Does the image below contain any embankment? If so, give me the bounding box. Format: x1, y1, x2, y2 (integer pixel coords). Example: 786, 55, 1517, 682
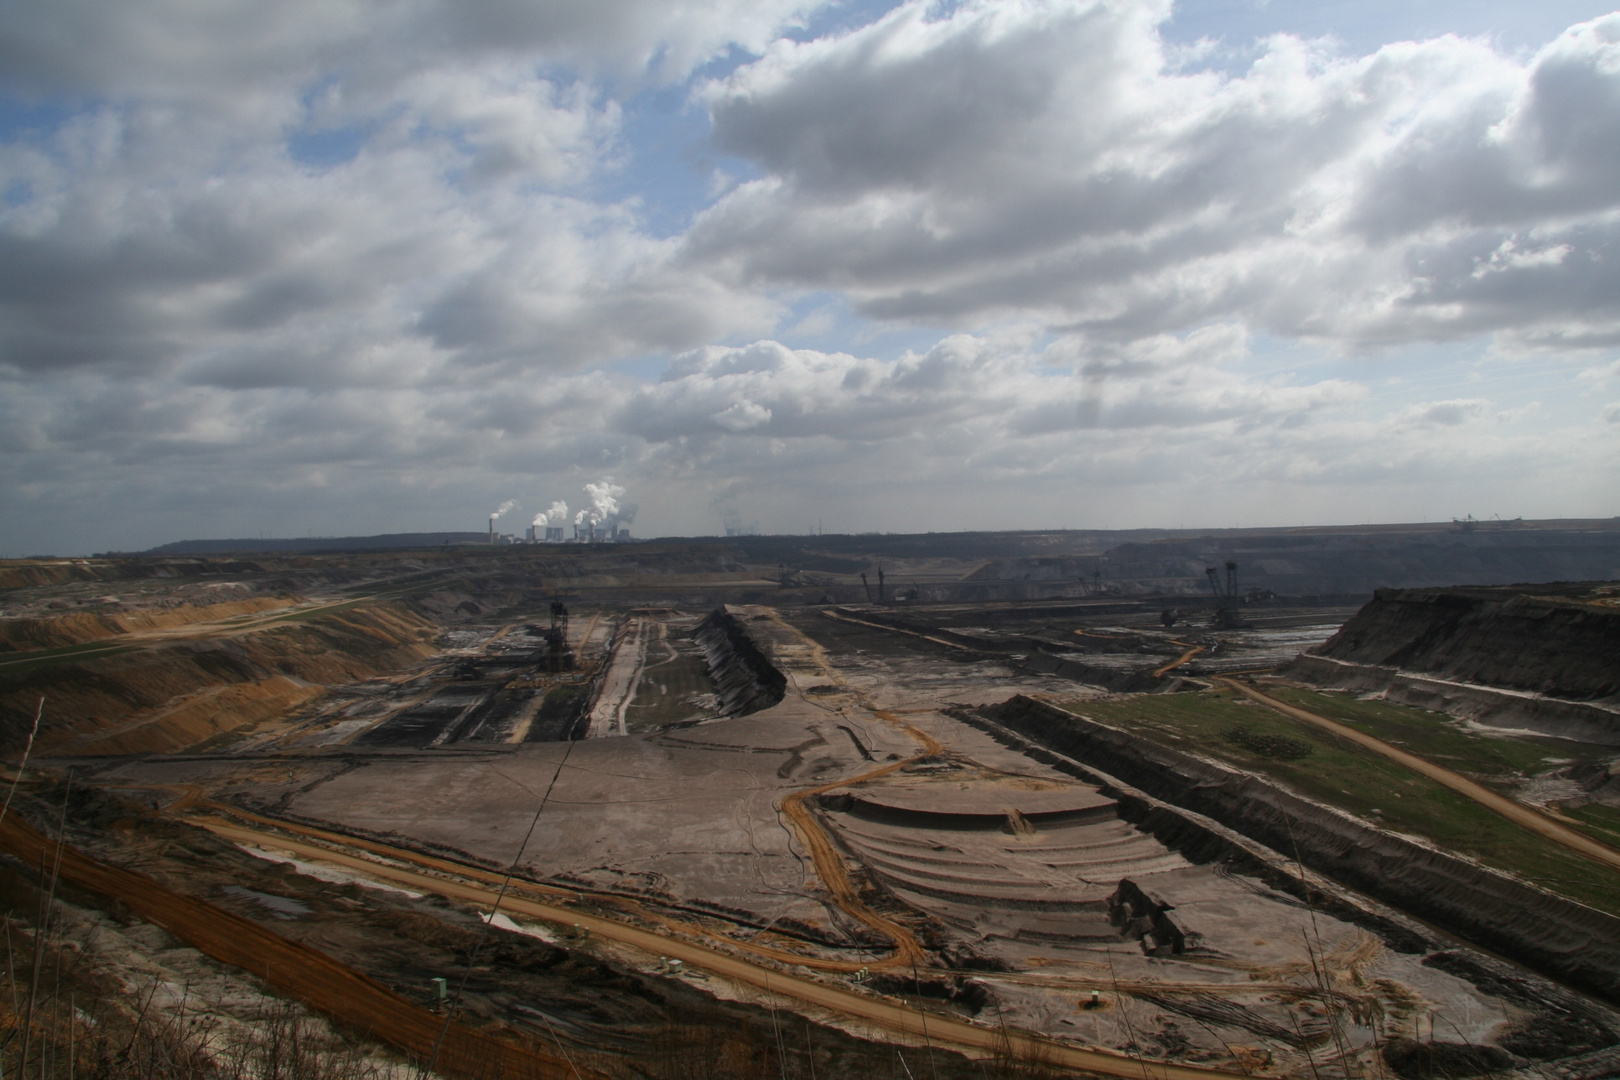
826, 606, 1176, 692
1288, 584, 1620, 741
1287, 655, 1620, 745
972, 695, 1620, 1004
0, 811, 589, 1080
0, 601, 438, 755
693, 609, 786, 717
0, 596, 295, 653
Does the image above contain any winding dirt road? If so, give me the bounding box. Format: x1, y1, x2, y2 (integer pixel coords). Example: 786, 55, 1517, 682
1217, 676, 1620, 874
182, 808, 1249, 1080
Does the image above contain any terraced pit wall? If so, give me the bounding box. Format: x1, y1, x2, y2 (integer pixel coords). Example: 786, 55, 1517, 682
692, 609, 786, 717
1288, 584, 1620, 742
973, 695, 1620, 1004
0, 596, 295, 652
0, 602, 438, 755
831, 607, 1172, 693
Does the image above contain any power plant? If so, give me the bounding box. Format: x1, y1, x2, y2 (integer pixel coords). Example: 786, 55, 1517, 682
496, 480, 635, 543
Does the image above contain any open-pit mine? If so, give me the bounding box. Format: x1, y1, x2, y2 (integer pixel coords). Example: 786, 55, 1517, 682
4, 520, 1620, 1080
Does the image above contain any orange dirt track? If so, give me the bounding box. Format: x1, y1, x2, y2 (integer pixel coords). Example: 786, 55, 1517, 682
0, 813, 599, 1080
179, 808, 1251, 1080
1219, 676, 1620, 874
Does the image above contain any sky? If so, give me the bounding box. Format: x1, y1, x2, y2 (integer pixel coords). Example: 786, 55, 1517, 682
1, 0, 1618, 554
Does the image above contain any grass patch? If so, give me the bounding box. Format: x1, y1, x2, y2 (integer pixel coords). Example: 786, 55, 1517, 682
1567, 804, 1620, 849
1265, 687, 1611, 780
1053, 690, 1620, 918
1264, 686, 1620, 852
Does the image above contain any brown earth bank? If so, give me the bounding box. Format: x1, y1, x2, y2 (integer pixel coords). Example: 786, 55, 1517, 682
0, 595, 296, 652
0, 796, 604, 1080
1301, 583, 1620, 701
0, 601, 438, 755
0, 783, 1011, 1080
1286, 582, 1620, 742
0, 556, 302, 591
971, 695, 1620, 1006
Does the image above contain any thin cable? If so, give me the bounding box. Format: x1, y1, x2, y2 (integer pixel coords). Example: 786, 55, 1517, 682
420, 738, 577, 1079
533, 1008, 584, 1080
0, 698, 44, 827
908, 958, 940, 1080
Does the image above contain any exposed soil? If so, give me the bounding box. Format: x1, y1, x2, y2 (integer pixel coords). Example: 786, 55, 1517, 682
0, 786, 1009, 1080
1305, 583, 1620, 701
9, 542, 1620, 1079
0, 602, 438, 755
974, 694, 1620, 1008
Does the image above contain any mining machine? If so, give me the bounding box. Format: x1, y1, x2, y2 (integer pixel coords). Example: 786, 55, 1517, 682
541, 600, 576, 671
1204, 559, 1246, 629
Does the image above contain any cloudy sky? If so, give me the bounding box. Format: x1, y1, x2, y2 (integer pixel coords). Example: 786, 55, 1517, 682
2, 0, 1618, 553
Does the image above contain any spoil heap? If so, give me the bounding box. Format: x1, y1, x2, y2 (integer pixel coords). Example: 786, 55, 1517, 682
1287, 583, 1620, 742
692, 608, 786, 717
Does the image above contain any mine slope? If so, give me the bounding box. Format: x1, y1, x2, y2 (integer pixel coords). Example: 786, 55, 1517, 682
1302, 583, 1620, 701
11, 542, 1620, 1079
1288, 582, 1620, 744
974, 694, 1620, 1003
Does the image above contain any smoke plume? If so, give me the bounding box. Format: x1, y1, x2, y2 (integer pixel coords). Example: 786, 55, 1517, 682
532, 501, 569, 528
490, 499, 518, 521
572, 479, 635, 536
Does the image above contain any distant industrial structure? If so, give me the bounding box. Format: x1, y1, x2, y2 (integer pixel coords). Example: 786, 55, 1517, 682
496, 520, 629, 544
504, 479, 633, 544
1205, 559, 1245, 628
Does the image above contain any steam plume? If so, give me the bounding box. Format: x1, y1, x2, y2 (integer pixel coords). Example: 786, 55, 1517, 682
571, 479, 635, 536
490, 499, 518, 521
532, 501, 569, 528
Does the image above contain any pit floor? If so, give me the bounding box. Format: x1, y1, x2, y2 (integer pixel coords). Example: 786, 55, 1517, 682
89, 600, 1580, 1076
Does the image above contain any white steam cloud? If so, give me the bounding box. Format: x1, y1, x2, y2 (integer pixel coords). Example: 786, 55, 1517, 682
532, 501, 569, 527
490, 499, 518, 521
572, 479, 636, 535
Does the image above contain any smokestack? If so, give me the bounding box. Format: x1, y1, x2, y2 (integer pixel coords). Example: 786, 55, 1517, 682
488, 498, 517, 544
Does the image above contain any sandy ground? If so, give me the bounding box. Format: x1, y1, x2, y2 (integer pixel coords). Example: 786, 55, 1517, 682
76, 599, 1617, 1079
92, 603, 1543, 1073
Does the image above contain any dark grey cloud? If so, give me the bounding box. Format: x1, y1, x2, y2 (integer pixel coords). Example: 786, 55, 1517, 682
0, 0, 825, 103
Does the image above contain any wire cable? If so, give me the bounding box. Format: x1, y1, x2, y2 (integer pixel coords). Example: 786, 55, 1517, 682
420, 738, 578, 1079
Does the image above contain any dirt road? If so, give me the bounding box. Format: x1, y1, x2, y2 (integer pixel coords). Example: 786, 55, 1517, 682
1152, 643, 1204, 678
817, 609, 972, 652
1218, 677, 1620, 874
777, 759, 932, 970
184, 809, 1249, 1080
0, 812, 596, 1080
0, 568, 452, 672
585, 617, 647, 737
191, 804, 870, 974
